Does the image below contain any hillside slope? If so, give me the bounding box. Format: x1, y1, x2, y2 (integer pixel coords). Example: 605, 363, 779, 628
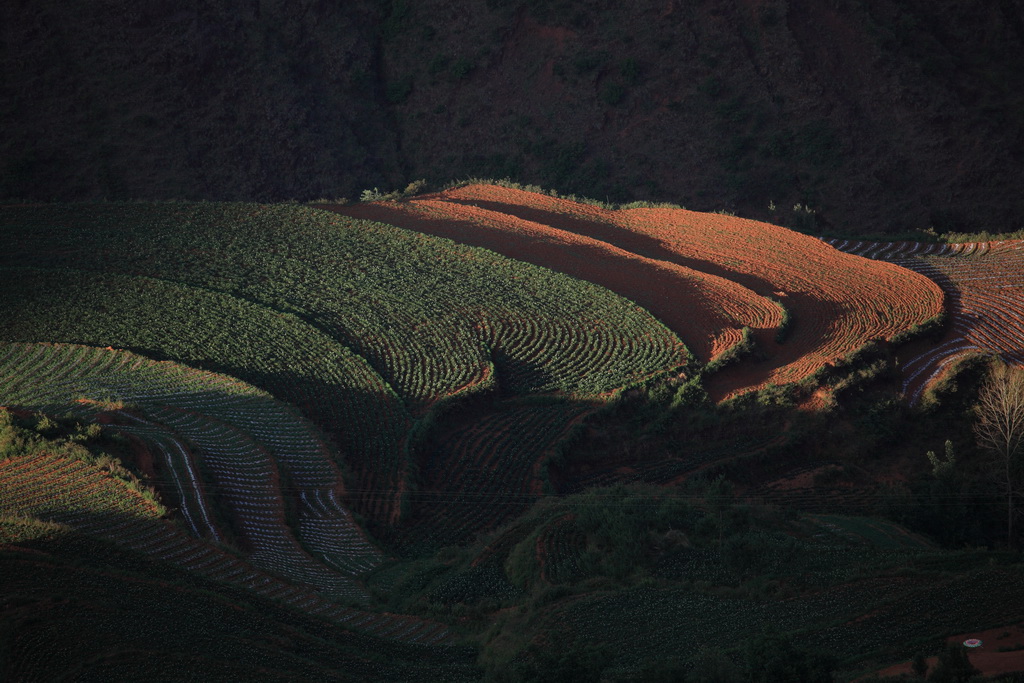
3, 200, 1024, 681
3, 0, 1024, 234
0, 201, 688, 536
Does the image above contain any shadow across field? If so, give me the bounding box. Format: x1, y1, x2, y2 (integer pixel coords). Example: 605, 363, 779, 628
0, 521, 476, 681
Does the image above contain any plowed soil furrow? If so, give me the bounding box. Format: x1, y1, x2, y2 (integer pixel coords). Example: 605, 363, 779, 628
0, 452, 160, 519
406, 403, 588, 546
122, 423, 222, 541
610, 207, 941, 398
328, 184, 940, 399
829, 238, 1024, 403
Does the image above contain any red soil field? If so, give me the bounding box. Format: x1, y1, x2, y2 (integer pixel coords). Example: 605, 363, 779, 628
827, 239, 1024, 404
323, 184, 943, 400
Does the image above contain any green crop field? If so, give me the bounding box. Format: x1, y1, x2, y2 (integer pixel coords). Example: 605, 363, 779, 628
0, 342, 382, 592
1, 203, 686, 405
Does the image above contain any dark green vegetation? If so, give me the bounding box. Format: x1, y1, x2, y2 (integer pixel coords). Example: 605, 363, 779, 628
3, 203, 1023, 681
4, 1, 1024, 234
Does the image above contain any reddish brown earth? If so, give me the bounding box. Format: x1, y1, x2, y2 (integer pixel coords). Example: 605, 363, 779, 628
323, 183, 943, 400
121, 433, 157, 481
795, 387, 832, 412
828, 238, 1024, 404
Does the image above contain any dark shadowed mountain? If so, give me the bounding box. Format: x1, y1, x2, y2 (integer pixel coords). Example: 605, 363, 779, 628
3, 0, 1024, 234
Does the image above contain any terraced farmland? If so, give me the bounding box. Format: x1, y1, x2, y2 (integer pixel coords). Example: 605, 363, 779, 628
0, 202, 686, 408
0, 449, 160, 523
330, 183, 943, 399
3, 194, 1023, 680
825, 238, 1024, 403
0, 200, 698, 675
400, 401, 592, 551
333, 195, 778, 366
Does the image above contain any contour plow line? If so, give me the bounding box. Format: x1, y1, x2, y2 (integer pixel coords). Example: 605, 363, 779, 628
412, 185, 940, 392
825, 238, 1024, 404
142, 403, 361, 596
112, 413, 223, 542
0, 265, 413, 533
400, 404, 594, 550
327, 184, 941, 399
0, 342, 382, 595
608, 200, 942, 397
111, 405, 381, 578
325, 194, 778, 367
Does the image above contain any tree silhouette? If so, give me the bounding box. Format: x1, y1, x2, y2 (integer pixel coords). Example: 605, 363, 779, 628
974, 363, 1024, 549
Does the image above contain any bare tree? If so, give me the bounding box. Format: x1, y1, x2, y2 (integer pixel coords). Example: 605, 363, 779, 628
974, 363, 1024, 549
